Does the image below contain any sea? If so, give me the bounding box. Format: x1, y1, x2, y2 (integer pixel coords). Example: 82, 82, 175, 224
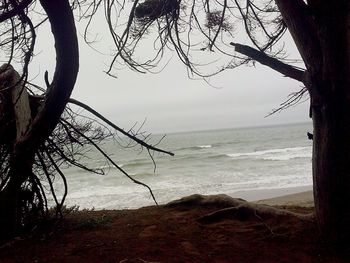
56, 122, 313, 210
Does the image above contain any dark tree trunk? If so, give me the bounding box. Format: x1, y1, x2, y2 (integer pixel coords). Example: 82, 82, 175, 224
312, 87, 350, 242
276, 0, 350, 242
0, 0, 79, 241
0, 189, 20, 240
0, 155, 34, 240
310, 2, 350, 242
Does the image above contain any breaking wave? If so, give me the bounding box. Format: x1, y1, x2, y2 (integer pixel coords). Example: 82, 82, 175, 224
226, 147, 311, 161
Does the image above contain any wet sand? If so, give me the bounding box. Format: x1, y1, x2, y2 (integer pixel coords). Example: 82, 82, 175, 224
257, 190, 314, 207
230, 185, 313, 204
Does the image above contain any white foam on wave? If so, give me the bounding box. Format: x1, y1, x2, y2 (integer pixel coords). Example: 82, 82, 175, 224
68, 185, 145, 199
198, 145, 212, 148
263, 153, 311, 161
227, 146, 311, 160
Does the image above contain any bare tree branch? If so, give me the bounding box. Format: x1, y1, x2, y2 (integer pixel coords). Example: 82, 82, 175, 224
23, 0, 79, 150
230, 42, 305, 83
61, 118, 159, 205
68, 98, 174, 156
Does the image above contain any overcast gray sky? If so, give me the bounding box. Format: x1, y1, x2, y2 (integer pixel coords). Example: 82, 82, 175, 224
29, 16, 310, 134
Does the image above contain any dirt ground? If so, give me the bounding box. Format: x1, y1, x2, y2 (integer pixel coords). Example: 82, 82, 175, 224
0, 195, 349, 263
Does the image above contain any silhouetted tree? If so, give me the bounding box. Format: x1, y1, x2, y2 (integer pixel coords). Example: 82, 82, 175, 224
0, 0, 173, 240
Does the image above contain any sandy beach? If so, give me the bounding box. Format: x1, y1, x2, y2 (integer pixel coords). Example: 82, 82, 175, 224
232, 185, 313, 203
257, 189, 314, 207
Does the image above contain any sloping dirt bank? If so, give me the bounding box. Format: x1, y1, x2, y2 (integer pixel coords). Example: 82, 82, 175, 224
0, 194, 349, 262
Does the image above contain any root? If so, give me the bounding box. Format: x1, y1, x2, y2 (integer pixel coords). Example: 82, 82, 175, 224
165, 194, 314, 224
165, 194, 247, 209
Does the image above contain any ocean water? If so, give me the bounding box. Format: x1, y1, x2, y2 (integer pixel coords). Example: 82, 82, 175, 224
55, 122, 313, 209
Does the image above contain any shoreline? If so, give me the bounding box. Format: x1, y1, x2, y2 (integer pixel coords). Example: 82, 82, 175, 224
63, 185, 314, 210
229, 185, 313, 206
256, 190, 314, 207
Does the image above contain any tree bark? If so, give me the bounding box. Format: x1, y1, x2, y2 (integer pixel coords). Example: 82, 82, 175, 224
0, 158, 34, 240
312, 99, 350, 242
276, 0, 350, 242
309, 2, 350, 242
0, 65, 34, 240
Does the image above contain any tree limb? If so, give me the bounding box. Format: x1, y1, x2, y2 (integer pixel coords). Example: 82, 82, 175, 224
20, 0, 79, 152
68, 98, 174, 156
230, 42, 305, 83
61, 118, 159, 205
